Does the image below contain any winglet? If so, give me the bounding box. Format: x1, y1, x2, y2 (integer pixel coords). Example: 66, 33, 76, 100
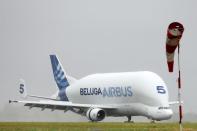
19, 79, 27, 98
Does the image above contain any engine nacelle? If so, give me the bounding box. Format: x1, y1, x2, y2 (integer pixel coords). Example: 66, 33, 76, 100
86, 108, 105, 121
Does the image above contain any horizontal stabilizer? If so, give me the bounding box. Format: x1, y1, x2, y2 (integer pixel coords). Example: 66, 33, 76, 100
169, 101, 183, 105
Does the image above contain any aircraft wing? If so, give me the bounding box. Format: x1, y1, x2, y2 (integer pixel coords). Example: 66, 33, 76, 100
14, 79, 116, 111
9, 100, 116, 111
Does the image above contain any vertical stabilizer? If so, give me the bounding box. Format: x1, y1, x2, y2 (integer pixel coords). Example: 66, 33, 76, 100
50, 55, 69, 101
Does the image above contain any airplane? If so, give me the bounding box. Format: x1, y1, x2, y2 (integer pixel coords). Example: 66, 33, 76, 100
9, 54, 175, 122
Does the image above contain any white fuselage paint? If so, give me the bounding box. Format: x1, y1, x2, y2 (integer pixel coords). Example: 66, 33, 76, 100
66, 71, 173, 120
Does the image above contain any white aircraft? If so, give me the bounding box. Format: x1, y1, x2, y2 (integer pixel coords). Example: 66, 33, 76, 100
10, 55, 175, 122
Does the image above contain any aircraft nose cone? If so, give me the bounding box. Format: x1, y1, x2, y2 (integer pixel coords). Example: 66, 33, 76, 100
165, 109, 173, 119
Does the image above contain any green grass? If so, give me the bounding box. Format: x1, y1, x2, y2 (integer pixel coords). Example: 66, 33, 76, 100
0, 122, 196, 131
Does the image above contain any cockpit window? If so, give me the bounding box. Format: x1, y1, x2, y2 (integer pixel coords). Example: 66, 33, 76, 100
158, 107, 170, 110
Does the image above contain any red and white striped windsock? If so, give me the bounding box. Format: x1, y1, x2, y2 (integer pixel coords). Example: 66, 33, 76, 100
166, 22, 184, 72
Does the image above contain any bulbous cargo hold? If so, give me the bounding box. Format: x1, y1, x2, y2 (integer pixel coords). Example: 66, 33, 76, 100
166, 22, 184, 72
66, 71, 169, 107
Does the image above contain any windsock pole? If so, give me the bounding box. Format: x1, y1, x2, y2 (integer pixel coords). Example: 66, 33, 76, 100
177, 44, 183, 131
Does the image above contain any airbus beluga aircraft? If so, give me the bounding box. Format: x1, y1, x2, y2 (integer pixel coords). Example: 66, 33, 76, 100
10, 55, 174, 122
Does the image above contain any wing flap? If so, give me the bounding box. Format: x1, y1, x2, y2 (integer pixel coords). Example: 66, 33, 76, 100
9, 100, 116, 110
24, 103, 68, 111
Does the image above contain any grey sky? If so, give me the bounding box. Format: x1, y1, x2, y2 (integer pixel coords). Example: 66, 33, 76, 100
0, 0, 197, 121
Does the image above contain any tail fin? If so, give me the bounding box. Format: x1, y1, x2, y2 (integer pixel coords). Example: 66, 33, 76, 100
19, 79, 27, 98
50, 55, 70, 89
50, 55, 69, 101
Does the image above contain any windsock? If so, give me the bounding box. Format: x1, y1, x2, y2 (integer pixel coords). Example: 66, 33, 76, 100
166, 22, 184, 72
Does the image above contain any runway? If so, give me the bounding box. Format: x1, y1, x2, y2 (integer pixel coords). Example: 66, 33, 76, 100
0, 122, 196, 131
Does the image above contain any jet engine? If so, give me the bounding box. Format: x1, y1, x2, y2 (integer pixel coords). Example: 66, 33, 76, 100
86, 108, 105, 121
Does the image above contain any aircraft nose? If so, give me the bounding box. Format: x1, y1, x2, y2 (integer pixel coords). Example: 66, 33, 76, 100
165, 109, 173, 119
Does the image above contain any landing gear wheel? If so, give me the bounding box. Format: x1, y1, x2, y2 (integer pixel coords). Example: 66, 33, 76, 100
124, 116, 134, 123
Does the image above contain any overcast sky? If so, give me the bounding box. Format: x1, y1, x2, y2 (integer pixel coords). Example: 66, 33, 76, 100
0, 0, 197, 121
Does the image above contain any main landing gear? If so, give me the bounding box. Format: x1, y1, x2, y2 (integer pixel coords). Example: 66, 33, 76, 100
124, 115, 134, 123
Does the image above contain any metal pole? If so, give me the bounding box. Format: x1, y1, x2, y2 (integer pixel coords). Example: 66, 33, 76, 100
178, 44, 183, 131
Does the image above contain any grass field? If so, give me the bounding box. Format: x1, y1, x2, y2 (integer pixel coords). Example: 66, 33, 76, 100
0, 122, 197, 131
